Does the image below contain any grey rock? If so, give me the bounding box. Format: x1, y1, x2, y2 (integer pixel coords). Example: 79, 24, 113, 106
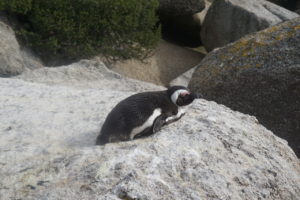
0, 60, 300, 199
197, 0, 213, 25
157, 0, 206, 18
17, 58, 164, 92
169, 66, 197, 87
0, 20, 43, 77
190, 17, 300, 157
201, 0, 299, 51
0, 20, 24, 76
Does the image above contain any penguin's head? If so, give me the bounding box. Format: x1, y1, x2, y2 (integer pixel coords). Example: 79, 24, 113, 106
167, 86, 202, 106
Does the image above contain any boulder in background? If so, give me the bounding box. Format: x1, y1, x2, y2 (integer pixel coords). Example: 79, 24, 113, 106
190, 17, 300, 156
201, 0, 299, 51
0, 20, 42, 77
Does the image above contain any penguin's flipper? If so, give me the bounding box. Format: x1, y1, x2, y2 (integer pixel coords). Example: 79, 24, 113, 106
165, 112, 185, 125
152, 115, 167, 133
134, 115, 166, 139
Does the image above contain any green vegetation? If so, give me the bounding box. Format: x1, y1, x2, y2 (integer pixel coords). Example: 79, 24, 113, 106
1, 0, 160, 64
1, 0, 33, 14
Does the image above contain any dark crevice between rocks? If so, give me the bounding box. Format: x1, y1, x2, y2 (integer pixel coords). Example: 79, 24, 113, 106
282, 0, 299, 11
268, 0, 300, 13
160, 14, 202, 48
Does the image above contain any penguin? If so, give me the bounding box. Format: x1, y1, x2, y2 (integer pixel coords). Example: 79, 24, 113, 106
95, 86, 201, 145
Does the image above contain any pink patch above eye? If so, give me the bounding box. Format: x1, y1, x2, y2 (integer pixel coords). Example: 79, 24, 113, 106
180, 91, 190, 96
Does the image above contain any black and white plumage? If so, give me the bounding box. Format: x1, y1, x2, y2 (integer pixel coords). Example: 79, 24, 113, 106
95, 86, 201, 145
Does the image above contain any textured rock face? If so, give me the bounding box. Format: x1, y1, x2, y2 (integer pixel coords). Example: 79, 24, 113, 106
1, 61, 300, 199
157, 0, 205, 18
0, 20, 24, 76
17, 58, 164, 92
169, 66, 196, 87
201, 0, 299, 51
0, 20, 42, 77
190, 17, 300, 157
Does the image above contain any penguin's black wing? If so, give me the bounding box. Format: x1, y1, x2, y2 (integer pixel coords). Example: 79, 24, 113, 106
115, 91, 169, 128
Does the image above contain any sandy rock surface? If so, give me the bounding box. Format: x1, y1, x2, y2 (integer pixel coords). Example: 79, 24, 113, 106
110, 40, 204, 86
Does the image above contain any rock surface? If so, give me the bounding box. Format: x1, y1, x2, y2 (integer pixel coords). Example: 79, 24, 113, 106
17, 58, 163, 92
157, 0, 205, 18
201, 0, 299, 51
190, 17, 300, 157
0, 20, 43, 77
197, 0, 213, 25
109, 40, 204, 86
1, 60, 300, 199
169, 66, 196, 87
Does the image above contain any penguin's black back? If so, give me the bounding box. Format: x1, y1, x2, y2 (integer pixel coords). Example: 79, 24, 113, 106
96, 90, 177, 145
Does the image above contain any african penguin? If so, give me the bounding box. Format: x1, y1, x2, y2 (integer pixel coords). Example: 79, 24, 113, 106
95, 86, 202, 145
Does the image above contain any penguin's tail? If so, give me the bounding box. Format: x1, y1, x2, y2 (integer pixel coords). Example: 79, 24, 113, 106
95, 133, 108, 145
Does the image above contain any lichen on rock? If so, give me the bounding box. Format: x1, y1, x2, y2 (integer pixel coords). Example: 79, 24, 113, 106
190, 17, 300, 157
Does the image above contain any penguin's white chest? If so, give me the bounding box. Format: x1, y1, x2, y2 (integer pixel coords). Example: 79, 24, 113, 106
130, 108, 162, 139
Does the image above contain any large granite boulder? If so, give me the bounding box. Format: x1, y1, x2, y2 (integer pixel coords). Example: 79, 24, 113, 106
0, 19, 43, 77
201, 0, 299, 51
190, 17, 300, 157
0, 59, 300, 199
